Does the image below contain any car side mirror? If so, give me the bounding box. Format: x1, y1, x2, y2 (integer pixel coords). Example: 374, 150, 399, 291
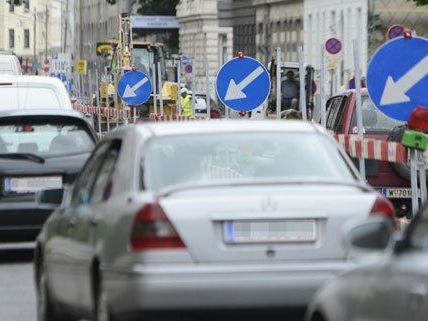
345, 217, 395, 251
36, 188, 64, 206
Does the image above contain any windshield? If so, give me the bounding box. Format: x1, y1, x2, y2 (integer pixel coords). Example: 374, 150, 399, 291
351, 96, 403, 134
133, 48, 154, 78
143, 133, 357, 191
0, 118, 95, 157
0, 86, 62, 109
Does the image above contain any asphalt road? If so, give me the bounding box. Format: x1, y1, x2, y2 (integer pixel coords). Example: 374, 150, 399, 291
0, 250, 36, 321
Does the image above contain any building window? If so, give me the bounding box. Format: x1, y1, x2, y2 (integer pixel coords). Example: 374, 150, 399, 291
9, 29, 15, 49
24, 29, 30, 48
25, 0, 30, 10
9, 3, 14, 12
219, 34, 228, 65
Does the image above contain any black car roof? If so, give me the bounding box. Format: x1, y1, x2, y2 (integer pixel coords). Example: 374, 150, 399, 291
0, 109, 85, 119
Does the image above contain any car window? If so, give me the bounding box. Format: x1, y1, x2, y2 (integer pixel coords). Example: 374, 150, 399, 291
410, 206, 428, 248
350, 96, 403, 134
0, 117, 95, 157
142, 132, 357, 191
90, 141, 122, 203
70, 142, 112, 206
326, 96, 345, 131
1, 86, 61, 109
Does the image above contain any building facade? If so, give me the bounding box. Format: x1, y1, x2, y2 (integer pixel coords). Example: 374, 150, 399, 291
176, 0, 233, 96
0, 0, 62, 70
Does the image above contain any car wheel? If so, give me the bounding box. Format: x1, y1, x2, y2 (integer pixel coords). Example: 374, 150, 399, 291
37, 266, 58, 321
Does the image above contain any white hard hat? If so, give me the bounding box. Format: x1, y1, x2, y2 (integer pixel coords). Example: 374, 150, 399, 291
180, 87, 188, 94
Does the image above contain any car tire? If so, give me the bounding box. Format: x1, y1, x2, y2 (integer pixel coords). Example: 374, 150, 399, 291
36, 266, 58, 321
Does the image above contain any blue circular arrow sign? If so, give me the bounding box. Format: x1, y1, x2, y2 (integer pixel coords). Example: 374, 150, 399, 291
117, 70, 152, 106
367, 37, 428, 122
216, 57, 271, 112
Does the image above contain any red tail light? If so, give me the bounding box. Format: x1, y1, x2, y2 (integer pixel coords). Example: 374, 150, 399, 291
130, 203, 185, 251
370, 196, 395, 218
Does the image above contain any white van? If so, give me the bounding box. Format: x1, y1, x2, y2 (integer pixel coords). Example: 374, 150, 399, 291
0, 54, 22, 75
0, 75, 72, 110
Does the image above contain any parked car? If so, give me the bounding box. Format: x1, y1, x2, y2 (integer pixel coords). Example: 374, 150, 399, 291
0, 109, 97, 247
35, 120, 393, 321
306, 203, 428, 321
0, 75, 72, 110
326, 89, 415, 217
0, 53, 22, 75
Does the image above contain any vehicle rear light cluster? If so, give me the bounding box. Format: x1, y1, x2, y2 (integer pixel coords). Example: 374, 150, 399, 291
369, 196, 395, 219
130, 202, 185, 251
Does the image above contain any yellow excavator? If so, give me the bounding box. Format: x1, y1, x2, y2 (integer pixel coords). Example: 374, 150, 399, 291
99, 14, 178, 117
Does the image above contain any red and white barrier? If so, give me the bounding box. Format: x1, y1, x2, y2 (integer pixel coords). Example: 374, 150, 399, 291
73, 104, 134, 120
149, 113, 205, 121
334, 134, 408, 164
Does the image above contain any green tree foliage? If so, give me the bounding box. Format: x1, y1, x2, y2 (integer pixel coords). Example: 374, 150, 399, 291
136, 0, 180, 15
409, 0, 428, 5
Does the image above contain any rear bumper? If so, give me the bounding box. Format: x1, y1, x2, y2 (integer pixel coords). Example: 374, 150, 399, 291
103, 261, 355, 316
0, 201, 55, 242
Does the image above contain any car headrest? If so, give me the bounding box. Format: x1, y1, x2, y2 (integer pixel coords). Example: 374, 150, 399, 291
17, 142, 38, 154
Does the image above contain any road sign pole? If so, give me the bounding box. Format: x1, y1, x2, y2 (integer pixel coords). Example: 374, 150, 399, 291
419, 151, 427, 205
410, 149, 419, 215
95, 69, 101, 135
191, 57, 196, 117
353, 39, 366, 179
320, 45, 326, 128
158, 62, 164, 116
133, 107, 137, 123
88, 69, 93, 106
106, 91, 110, 132
152, 63, 157, 114
204, 56, 211, 120
299, 45, 307, 121
177, 56, 182, 116
276, 47, 281, 120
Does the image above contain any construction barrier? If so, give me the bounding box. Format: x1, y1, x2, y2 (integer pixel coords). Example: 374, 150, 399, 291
334, 134, 409, 164
149, 113, 205, 121
73, 104, 135, 120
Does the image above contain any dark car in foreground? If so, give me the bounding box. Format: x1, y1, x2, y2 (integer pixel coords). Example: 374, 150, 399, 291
306, 203, 428, 321
0, 109, 97, 247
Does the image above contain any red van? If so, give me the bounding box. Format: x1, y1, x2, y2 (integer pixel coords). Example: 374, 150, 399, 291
326, 89, 413, 217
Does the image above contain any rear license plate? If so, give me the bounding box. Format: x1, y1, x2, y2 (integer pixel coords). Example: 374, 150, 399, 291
378, 188, 414, 199
4, 176, 62, 194
223, 220, 317, 244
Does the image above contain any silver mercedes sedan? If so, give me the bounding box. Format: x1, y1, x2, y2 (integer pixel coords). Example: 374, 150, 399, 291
34, 120, 394, 321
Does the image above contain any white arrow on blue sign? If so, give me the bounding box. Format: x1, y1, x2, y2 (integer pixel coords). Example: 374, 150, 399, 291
367, 36, 428, 122
117, 70, 152, 106
216, 57, 271, 112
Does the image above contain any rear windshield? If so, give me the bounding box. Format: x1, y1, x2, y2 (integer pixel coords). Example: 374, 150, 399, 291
0, 118, 95, 157
351, 96, 403, 134
0, 62, 15, 75
0, 86, 62, 109
143, 132, 357, 191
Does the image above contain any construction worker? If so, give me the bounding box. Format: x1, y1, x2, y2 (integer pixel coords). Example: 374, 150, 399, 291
181, 87, 192, 117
